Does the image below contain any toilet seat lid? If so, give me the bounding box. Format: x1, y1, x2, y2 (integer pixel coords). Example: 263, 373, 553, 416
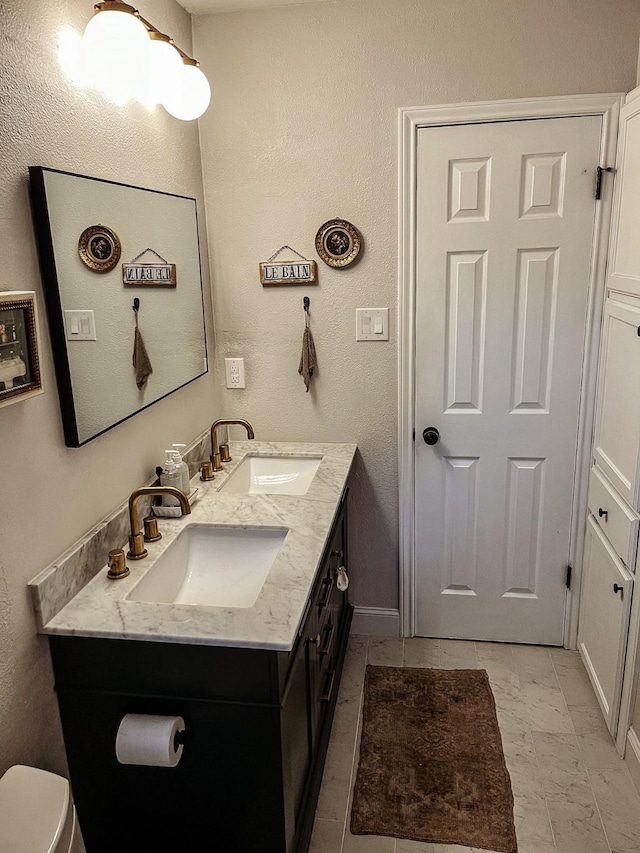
0, 765, 70, 852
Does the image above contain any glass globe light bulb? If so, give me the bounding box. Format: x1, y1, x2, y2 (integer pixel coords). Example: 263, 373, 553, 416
83, 7, 150, 105
146, 38, 183, 106
162, 63, 211, 121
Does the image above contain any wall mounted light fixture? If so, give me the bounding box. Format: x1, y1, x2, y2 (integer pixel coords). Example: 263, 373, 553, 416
83, 1, 211, 120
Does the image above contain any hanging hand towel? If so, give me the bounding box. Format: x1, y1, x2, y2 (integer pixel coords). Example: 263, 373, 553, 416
132, 311, 153, 389
298, 325, 317, 392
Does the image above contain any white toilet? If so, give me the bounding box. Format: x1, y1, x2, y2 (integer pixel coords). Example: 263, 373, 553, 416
0, 765, 82, 852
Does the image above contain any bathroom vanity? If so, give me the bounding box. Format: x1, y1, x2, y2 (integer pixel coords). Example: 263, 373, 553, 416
31, 441, 356, 853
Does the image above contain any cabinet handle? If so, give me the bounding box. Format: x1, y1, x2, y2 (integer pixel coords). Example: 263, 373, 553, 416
318, 622, 335, 657
307, 633, 321, 647
598, 507, 608, 520
330, 549, 344, 571
319, 669, 336, 702
613, 583, 624, 598
318, 576, 334, 609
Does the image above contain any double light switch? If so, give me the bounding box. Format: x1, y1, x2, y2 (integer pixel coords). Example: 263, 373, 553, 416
356, 308, 389, 341
64, 310, 97, 341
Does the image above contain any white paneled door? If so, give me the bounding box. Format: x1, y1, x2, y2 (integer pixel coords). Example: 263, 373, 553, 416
415, 117, 603, 644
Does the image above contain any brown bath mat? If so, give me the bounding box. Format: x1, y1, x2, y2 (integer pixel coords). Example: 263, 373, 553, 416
350, 666, 517, 853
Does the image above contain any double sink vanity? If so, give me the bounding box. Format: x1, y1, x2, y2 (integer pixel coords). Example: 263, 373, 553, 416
30, 437, 357, 853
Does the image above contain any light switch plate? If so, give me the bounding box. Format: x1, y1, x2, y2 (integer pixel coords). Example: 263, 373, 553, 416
64, 310, 96, 341
356, 308, 389, 341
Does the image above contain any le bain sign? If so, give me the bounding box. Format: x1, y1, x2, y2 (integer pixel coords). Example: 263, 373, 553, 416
260, 260, 317, 286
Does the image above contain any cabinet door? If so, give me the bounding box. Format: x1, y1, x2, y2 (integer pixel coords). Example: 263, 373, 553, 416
281, 633, 312, 849
605, 88, 640, 298
593, 299, 640, 510
58, 691, 287, 853
579, 515, 634, 733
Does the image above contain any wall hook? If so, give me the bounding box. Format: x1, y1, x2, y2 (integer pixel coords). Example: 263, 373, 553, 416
303, 296, 310, 312
132, 297, 140, 313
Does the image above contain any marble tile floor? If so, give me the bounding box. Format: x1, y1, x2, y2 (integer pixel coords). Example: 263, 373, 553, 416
309, 636, 640, 853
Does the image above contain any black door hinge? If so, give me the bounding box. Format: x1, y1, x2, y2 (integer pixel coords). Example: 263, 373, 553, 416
412, 428, 415, 442
566, 564, 572, 589
595, 166, 614, 201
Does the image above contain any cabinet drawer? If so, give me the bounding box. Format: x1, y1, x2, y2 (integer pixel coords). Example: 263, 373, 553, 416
588, 465, 639, 569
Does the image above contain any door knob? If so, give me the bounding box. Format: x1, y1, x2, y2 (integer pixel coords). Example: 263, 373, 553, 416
598, 507, 608, 520
613, 583, 624, 597
423, 427, 440, 446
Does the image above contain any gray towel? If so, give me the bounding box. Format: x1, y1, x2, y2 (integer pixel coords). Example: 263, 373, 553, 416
133, 314, 152, 389
298, 325, 317, 392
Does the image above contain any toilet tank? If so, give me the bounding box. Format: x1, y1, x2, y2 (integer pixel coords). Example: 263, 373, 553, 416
0, 765, 82, 853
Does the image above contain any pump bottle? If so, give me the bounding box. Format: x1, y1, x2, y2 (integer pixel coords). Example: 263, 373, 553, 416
160, 451, 182, 506
172, 443, 190, 495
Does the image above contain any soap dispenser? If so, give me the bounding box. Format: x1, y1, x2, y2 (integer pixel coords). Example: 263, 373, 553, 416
160, 451, 182, 506
172, 444, 190, 495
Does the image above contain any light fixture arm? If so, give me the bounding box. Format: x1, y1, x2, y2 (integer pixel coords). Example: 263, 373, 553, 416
135, 13, 201, 66
91, 1, 202, 66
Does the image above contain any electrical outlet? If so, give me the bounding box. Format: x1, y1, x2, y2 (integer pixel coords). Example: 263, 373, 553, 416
225, 357, 245, 389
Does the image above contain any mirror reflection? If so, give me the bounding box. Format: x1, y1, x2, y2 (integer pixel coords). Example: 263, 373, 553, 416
29, 167, 208, 447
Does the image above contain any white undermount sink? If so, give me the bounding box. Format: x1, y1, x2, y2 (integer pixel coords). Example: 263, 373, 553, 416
126, 524, 288, 609
220, 455, 322, 496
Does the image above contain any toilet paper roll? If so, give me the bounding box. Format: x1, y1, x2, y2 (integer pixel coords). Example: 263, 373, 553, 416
115, 714, 185, 768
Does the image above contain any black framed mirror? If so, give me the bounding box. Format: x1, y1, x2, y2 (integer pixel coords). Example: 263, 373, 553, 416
29, 167, 208, 447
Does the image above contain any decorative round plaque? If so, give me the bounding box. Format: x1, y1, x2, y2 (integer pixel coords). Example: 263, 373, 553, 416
78, 224, 121, 272
315, 219, 363, 268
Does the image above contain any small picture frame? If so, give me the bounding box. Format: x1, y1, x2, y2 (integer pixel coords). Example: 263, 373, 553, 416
0, 291, 43, 408
315, 219, 363, 268
78, 224, 122, 272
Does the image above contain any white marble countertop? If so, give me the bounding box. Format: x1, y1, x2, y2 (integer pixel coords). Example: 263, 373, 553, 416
39, 442, 357, 652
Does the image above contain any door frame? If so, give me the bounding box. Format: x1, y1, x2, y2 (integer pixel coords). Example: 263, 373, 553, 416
399, 94, 623, 645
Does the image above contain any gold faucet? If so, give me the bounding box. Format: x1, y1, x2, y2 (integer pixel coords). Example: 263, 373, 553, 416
127, 486, 191, 560
210, 418, 255, 472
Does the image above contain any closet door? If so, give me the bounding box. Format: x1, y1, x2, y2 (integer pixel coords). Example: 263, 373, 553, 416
592, 299, 640, 510
579, 515, 634, 733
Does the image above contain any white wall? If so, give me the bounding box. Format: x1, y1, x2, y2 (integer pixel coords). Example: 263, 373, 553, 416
0, 0, 216, 777
193, 0, 640, 614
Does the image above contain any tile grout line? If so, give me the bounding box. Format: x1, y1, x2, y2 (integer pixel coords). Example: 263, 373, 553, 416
340, 637, 369, 853
396, 639, 404, 853
525, 649, 562, 853
583, 766, 616, 853
528, 724, 561, 853
552, 652, 616, 853
495, 644, 559, 853
549, 651, 613, 853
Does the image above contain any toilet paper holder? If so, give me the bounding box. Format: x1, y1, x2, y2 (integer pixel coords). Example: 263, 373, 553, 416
115, 713, 187, 768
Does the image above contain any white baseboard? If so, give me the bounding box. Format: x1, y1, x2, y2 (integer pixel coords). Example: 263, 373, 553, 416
350, 607, 400, 637
626, 727, 640, 794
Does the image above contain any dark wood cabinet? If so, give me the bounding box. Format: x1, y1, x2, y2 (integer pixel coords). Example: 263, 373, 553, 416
49, 491, 352, 853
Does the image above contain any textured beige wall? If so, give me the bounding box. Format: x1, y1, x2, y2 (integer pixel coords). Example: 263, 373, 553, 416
194, 0, 640, 612
0, 0, 215, 777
